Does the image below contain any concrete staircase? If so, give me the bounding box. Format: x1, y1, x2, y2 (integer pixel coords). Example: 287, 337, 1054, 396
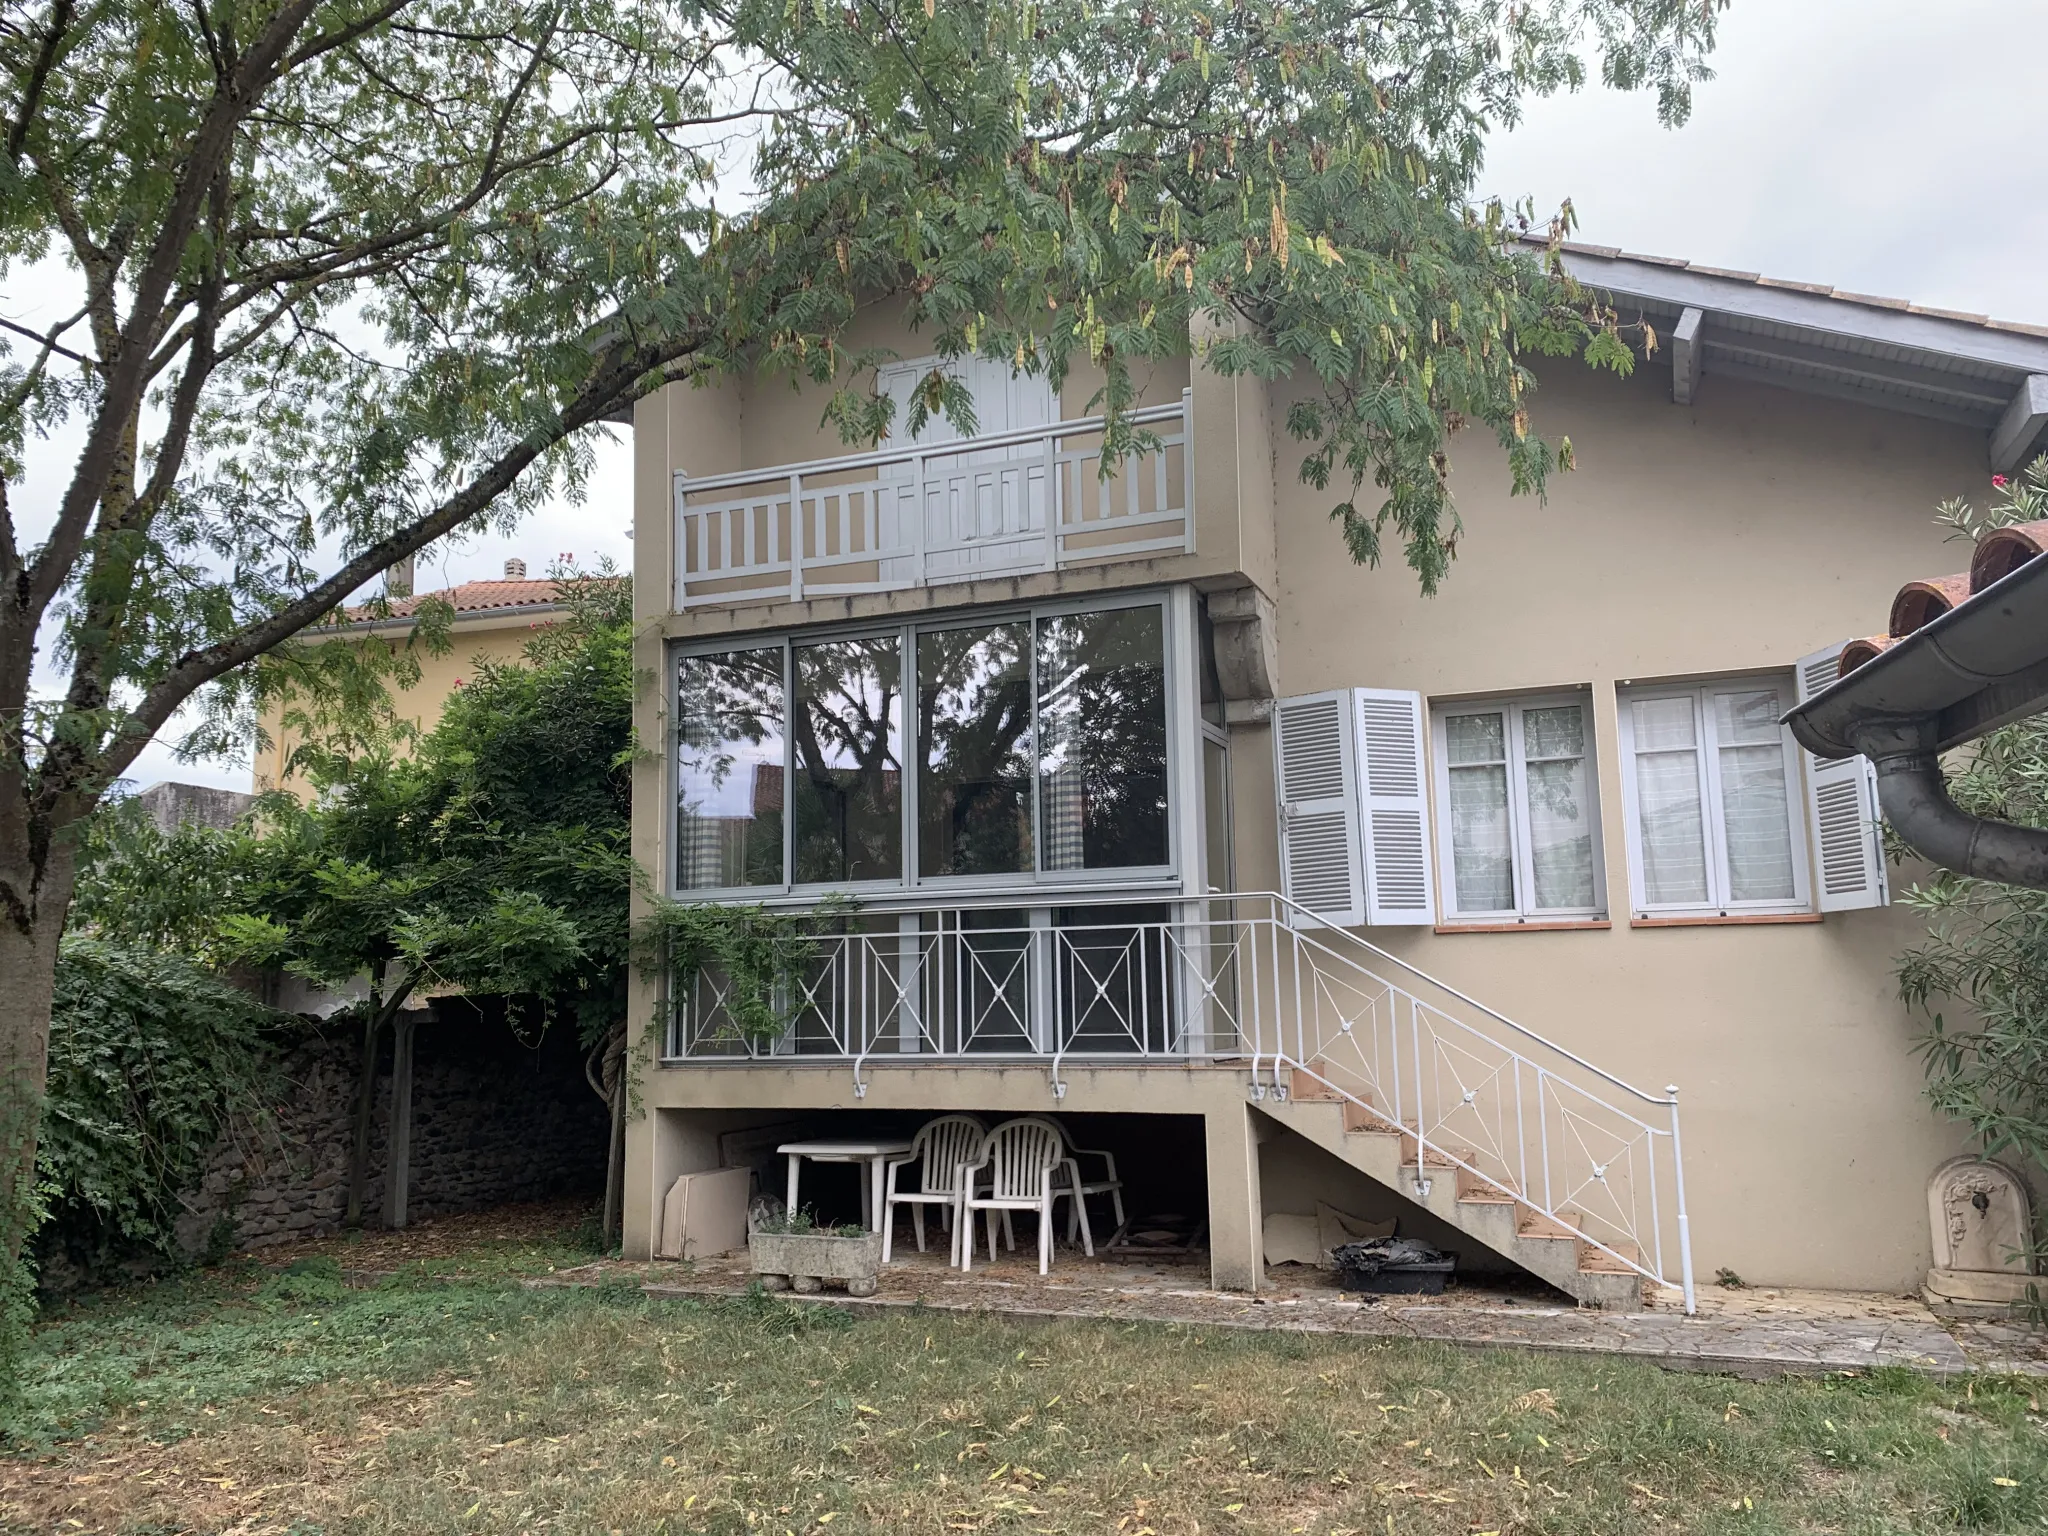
1255, 1069, 1644, 1310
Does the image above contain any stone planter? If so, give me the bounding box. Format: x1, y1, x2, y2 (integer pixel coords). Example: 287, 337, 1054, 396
750, 1229, 884, 1297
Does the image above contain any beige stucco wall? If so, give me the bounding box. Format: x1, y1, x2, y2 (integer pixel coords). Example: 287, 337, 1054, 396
1244, 355, 1988, 1294
253, 616, 545, 797
625, 295, 1991, 1296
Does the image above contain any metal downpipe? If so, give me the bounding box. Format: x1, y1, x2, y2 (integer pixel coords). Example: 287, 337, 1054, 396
1852, 719, 2048, 891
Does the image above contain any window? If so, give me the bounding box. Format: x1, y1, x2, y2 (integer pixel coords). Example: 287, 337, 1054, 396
1430, 696, 1602, 922
675, 647, 786, 891
918, 621, 1034, 877
1616, 677, 1810, 918
673, 594, 1180, 895
1036, 606, 1170, 871
792, 635, 903, 884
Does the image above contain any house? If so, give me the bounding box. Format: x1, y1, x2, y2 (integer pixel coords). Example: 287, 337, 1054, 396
620, 239, 2048, 1308
253, 559, 570, 797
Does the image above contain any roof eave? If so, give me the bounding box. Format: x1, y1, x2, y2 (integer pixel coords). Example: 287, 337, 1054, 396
319, 599, 572, 636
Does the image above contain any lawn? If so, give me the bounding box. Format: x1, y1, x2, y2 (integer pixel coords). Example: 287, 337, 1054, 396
8, 1211, 2048, 1535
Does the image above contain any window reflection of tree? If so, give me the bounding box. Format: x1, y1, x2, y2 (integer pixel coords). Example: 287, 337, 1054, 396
793, 637, 902, 883
917, 624, 1034, 876
1037, 608, 1169, 870
675, 648, 786, 888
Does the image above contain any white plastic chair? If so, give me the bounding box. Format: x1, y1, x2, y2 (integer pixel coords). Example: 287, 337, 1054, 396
1048, 1130, 1130, 1253
879, 1114, 986, 1264
956, 1118, 1075, 1276
1000, 1116, 1124, 1253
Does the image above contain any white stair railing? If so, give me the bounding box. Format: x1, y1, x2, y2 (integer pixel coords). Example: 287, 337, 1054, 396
658, 890, 1695, 1311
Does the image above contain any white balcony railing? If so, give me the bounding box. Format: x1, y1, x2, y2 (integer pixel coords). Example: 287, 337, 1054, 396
660, 889, 1695, 1309
672, 392, 1193, 608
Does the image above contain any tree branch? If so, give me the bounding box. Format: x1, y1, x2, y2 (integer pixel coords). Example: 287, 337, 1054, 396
103, 335, 708, 778
22, 0, 332, 630
4, 0, 75, 163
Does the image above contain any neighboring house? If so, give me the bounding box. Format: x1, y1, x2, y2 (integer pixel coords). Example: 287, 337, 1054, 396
253, 560, 568, 797
621, 240, 2048, 1308
134, 779, 255, 834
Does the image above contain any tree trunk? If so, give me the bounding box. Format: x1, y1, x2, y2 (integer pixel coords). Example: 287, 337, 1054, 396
0, 843, 80, 1276
587, 1023, 627, 1250
603, 1031, 627, 1250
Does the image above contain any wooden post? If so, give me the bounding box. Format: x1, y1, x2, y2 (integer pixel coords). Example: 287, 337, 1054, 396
344, 1008, 381, 1227
384, 1011, 418, 1230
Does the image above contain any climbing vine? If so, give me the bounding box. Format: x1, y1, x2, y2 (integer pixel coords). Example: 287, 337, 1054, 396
635, 896, 857, 1047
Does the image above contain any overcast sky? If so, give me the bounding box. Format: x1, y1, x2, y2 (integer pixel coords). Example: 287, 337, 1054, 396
128, 0, 2048, 792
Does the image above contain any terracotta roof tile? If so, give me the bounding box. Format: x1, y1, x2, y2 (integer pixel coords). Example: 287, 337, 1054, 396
346, 578, 569, 623
1840, 527, 2048, 681
1972, 520, 2048, 591
1889, 573, 1973, 638
1839, 634, 1896, 677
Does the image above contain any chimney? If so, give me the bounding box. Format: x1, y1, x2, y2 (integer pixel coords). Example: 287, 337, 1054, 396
504, 557, 527, 580
386, 554, 415, 597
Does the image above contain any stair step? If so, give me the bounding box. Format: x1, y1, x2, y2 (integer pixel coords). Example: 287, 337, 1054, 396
1455, 1167, 1519, 1204
1342, 1098, 1399, 1135
1285, 1067, 1344, 1102
1399, 1134, 1471, 1170
1516, 1208, 1584, 1241
1578, 1236, 1643, 1275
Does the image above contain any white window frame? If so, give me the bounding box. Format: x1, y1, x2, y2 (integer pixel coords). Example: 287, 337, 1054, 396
1430, 692, 1605, 924
1615, 674, 1813, 919
668, 587, 1195, 905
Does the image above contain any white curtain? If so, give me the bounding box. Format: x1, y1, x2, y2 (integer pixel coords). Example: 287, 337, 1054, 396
1630, 697, 1708, 906
1445, 712, 1513, 911
1522, 705, 1595, 910
1714, 690, 1796, 901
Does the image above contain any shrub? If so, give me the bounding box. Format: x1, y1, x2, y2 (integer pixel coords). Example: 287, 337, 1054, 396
35, 938, 288, 1287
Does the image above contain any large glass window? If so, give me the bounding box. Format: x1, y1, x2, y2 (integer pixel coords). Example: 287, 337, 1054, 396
1036, 606, 1170, 871
917, 622, 1035, 877
793, 635, 903, 883
674, 597, 1179, 894
1432, 696, 1600, 922
1619, 678, 1806, 917
675, 648, 786, 890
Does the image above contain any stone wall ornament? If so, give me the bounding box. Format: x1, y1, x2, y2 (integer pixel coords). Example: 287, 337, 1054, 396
1924, 1155, 2039, 1314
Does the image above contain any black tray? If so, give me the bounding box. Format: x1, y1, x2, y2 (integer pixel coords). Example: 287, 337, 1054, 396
1337, 1259, 1456, 1295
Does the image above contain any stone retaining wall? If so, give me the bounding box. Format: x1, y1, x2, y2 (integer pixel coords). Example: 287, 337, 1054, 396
175, 1006, 607, 1255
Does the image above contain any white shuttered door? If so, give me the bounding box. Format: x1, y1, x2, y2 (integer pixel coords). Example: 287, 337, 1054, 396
1795, 644, 1889, 911
1354, 689, 1436, 925
1274, 691, 1365, 928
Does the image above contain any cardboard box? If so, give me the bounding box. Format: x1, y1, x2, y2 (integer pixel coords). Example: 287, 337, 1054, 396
657, 1166, 753, 1260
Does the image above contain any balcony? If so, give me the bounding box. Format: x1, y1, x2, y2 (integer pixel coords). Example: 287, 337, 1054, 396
672, 392, 1193, 609
658, 890, 1696, 1307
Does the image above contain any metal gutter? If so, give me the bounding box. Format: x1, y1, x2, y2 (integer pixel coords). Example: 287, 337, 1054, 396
1783, 553, 2048, 888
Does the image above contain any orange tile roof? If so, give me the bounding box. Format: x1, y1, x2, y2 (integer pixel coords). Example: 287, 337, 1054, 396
355, 578, 568, 621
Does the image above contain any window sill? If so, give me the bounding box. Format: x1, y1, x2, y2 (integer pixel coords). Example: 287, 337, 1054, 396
1629, 912, 1821, 929
1433, 919, 1611, 935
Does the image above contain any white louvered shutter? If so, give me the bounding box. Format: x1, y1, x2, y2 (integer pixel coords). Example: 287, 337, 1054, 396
1795, 644, 1889, 912
1353, 689, 1436, 925
1273, 691, 1365, 928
